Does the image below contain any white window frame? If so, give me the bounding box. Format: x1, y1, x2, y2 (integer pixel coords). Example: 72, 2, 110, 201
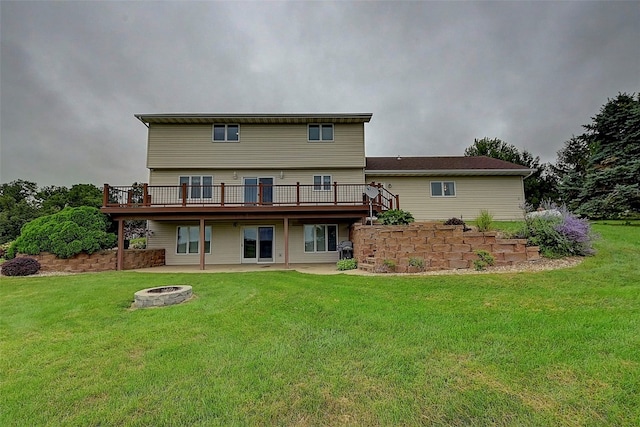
212, 124, 240, 142
176, 225, 212, 255
179, 176, 213, 199
307, 124, 334, 142
304, 224, 338, 253
430, 181, 456, 197
313, 175, 332, 191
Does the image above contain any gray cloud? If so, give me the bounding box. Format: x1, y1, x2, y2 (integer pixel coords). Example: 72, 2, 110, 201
1, 1, 638, 186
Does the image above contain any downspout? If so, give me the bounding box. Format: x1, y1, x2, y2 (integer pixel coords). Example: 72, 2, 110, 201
521, 169, 535, 205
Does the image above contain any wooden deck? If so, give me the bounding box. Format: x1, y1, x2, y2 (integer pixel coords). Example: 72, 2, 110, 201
101, 183, 398, 219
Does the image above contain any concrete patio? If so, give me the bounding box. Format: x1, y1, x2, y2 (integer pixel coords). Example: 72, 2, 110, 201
133, 263, 369, 275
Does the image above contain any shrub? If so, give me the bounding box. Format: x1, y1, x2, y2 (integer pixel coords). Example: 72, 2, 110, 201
408, 257, 425, 271
377, 209, 414, 225
336, 258, 358, 271
1, 257, 41, 276
8, 207, 117, 259
515, 204, 597, 258
473, 250, 495, 271
475, 209, 494, 232
380, 259, 396, 272
0, 242, 11, 259
444, 217, 465, 226
130, 237, 147, 249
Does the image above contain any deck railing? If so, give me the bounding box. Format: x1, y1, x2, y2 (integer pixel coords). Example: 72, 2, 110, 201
103, 183, 399, 211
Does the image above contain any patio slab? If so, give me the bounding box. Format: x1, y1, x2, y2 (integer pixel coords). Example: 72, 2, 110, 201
132, 263, 369, 275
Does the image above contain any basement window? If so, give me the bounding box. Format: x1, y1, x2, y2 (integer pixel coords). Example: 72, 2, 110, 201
304, 224, 338, 252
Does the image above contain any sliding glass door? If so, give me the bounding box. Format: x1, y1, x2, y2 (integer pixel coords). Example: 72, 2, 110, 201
243, 177, 273, 205
242, 226, 274, 263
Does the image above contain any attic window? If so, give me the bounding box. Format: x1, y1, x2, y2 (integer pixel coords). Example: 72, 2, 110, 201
431, 181, 456, 197
308, 124, 333, 142
212, 124, 239, 142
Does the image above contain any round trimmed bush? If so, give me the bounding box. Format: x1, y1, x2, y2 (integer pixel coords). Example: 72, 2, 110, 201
8, 206, 117, 259
1, 257, 41, 276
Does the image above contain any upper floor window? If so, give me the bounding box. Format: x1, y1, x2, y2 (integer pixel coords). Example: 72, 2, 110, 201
308, 124, 333, 142
179, 176, 213, 199
212, 124, 239, 142
313, 175, 332, 191
431, 181, 456, 197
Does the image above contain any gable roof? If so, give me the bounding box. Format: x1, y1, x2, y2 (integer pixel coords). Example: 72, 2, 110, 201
365, 156, 534, 176
135, 113, 372, 125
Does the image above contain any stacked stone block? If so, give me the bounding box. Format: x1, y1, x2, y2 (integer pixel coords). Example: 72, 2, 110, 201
17, 249, 165, 273
351, 222, 540, 273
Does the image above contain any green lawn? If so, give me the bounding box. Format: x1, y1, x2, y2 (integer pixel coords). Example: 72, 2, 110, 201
1, 224, 639, 426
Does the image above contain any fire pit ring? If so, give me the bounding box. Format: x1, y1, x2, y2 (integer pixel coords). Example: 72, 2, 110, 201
134, 285, 192, 308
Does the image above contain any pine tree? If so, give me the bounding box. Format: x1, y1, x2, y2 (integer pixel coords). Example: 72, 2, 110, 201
556, 93, 640, 218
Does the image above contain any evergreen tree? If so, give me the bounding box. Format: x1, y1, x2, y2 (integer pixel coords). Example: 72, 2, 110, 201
556, 93, 640, 219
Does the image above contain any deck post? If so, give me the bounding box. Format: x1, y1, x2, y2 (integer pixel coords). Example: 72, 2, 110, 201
181, 183, 188, 206
395, 194, 400, 210
333, 181, 338, 205
220, 183, 225, 206
284, 217, 289, 268
117, 219, 124, 271
296, 182, 300, 205
199, 218, 205, 270
102, 184, 109, 207
143, 184, 149, 206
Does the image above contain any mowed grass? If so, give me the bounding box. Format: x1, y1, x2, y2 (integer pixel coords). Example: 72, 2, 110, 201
1, 224, 639, 426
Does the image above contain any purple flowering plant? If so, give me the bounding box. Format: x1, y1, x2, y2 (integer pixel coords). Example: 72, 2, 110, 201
517, 202, 597, 257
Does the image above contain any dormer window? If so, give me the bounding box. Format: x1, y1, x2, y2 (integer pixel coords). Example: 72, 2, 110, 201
212, 124, 239, 142
308, 124, 333, 142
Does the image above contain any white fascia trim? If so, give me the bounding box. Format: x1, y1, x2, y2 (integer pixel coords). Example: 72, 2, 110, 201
365, 169, 534, 176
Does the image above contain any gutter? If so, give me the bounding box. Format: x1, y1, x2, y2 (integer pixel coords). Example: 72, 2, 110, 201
364, 169, 534, 177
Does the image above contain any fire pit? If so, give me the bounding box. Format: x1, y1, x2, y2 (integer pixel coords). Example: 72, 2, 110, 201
134, 285, 192, 308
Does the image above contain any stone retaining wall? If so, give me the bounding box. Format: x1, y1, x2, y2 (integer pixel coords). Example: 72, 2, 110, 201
351, 222, 539, 273
17, 249, 165, 273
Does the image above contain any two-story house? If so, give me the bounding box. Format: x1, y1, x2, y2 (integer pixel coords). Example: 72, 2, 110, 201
102, 113, 397, 270
101, 113, 531, 270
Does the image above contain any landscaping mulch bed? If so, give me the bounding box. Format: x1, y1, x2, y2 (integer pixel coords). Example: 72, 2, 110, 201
396, 256, 585, 276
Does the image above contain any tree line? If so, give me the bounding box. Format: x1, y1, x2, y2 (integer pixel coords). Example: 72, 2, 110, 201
0, 182, 103, 244
464, 92, 639, 219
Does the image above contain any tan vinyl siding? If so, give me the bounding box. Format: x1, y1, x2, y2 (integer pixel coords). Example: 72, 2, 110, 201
148, 220, 350, 265
149, 168, 365, 186
367, 175, 526, 221
146, 123, 365, 169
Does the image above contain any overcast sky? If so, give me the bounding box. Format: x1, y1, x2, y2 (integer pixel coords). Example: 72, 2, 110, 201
1, 1, 638, 187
